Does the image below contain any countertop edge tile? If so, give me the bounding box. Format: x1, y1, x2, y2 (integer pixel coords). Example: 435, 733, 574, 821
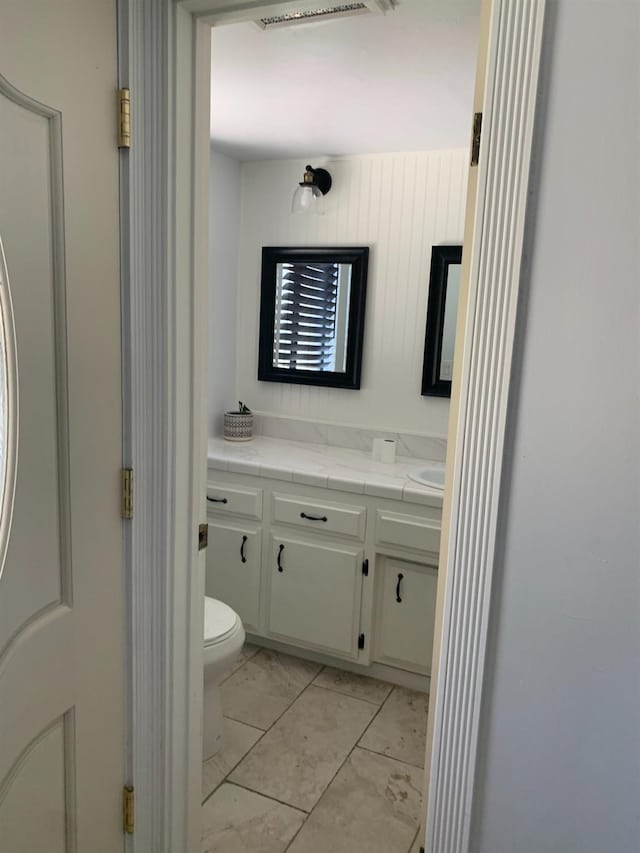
207, 436, 443, 507
327, 475, 366, 495
292, 470, 330, 488
259, 465, 294, 482
228, 460, 261, 476
363, 481, 405, 500
402, 483, 443, 507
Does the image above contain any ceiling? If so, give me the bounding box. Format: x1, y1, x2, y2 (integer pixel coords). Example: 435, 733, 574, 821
210, 0, 481, 161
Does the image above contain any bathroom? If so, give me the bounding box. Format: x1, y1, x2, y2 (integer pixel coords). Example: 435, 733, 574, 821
201, 3, 481, 851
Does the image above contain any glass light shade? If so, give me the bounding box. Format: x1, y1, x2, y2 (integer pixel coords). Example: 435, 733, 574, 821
291, 183, 322, 214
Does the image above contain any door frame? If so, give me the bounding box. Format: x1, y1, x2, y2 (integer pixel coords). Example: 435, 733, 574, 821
118, 1, 546, 851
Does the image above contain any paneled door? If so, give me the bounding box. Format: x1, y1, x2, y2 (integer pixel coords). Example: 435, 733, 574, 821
0, 2, 124, 851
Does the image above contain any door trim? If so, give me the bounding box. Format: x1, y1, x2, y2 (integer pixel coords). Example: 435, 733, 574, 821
424, 2, 546, 850
119, 1, 546, 851
118, 2, 209, 851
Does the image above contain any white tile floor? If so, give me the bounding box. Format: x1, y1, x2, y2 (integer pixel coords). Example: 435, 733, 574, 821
202, 645, 427, 853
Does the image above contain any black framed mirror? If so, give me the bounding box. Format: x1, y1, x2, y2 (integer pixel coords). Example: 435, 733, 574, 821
258, 246, 369, 389
421, 244, 463, 397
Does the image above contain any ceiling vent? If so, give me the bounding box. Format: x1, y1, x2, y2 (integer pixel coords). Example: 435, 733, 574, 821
256, 1, 395, 30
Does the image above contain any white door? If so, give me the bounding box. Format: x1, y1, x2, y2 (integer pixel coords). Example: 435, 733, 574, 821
0, 2, 124, 851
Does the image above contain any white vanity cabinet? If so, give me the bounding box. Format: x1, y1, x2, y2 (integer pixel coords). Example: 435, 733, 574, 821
205, 465, 442, 688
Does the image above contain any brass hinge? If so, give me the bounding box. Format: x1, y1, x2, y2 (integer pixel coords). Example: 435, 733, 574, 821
471, 111, 482, 166
117, 88, 131, 149
123, 786, 135, 834
198, 522, 209, 551
121, 468, 134, 519
358, 633, 365, 650
362, 558, 369, 577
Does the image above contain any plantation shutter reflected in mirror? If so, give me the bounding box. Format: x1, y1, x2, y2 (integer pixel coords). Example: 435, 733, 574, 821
273, 261, 351, 372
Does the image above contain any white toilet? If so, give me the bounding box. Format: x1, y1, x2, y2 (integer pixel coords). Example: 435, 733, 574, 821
203, 595, 245, 760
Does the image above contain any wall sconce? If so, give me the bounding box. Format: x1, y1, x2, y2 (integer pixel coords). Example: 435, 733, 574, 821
291, 165, 332, 214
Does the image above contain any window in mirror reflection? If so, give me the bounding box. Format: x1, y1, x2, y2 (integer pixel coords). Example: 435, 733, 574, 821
258, 246, 368, 390
273, 261, 351, 373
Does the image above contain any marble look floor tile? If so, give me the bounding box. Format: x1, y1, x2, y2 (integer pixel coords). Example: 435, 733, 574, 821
202, 718, 263, 802
229, 685, 377, 811
286, 747, 422, 853
359, 687, 428, 768
219, 642, 260, 684
220, 649, 321, 730
201, 783, 305, 853
313, 667, 393, 706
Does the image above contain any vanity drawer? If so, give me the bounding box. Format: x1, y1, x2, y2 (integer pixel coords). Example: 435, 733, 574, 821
375, 509, 440, 555
272, 492, 366, 540
206, 481, 263, 520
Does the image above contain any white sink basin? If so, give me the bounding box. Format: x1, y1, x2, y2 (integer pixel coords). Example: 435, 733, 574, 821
408, 463, 445, 490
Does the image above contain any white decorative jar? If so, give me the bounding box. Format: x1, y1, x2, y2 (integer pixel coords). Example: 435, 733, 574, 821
223, 410, 253, 442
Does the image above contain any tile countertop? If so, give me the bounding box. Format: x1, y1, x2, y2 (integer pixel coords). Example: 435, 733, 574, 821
207, 436, 444, 508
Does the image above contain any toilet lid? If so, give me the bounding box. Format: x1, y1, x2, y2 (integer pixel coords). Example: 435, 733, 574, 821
204, 596, 240, 646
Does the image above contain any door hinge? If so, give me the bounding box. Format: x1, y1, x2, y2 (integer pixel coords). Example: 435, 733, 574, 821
123, 786, 134, 834
198, 522, 209, 551
117, 88, 131, 149
362, 558, 369, 577
121, 468, 133, 519
358, 633, 365, 650
471, 111, 482, 166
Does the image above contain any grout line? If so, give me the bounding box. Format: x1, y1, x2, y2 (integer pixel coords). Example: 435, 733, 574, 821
408, 826, 420, 853
356, 742, 426, 771
309, 679, 392, 707
220, 711, 269, 732
356, 682, 393, 742
224, 779, 310, 816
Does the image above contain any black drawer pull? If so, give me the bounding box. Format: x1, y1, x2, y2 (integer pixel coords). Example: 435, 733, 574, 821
396, 573, 404, 603
240, 535, 247, 563
277, 543, 285, 572
300, 512, 328, 522
207, 496, 228, 504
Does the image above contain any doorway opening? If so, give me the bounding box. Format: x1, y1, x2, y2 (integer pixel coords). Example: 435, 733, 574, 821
202, 3, 481, 851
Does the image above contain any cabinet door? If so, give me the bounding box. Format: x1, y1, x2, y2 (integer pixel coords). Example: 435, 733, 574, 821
206, 522, 261, 632
374, 558, 438, 674
268, 536, 363, 659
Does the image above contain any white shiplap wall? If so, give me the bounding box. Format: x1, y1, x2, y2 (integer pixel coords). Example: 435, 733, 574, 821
209, 147, 241, 435
235, 150, 468, 435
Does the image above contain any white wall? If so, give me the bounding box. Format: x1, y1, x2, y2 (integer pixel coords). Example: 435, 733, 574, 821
208, 147, 241, 434
471, 3, 640, 852
235, 151, 468, 435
